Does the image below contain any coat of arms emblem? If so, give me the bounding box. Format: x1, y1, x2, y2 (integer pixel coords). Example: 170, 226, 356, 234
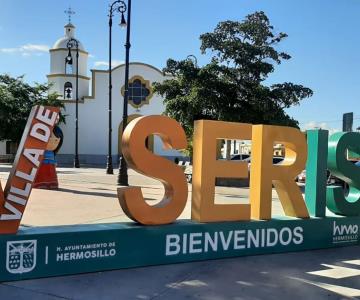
6, 240, 37, 274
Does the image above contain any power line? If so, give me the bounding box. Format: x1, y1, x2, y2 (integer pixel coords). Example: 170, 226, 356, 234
299, 116, 360, 125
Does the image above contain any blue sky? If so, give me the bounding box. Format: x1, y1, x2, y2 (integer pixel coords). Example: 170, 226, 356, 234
1, 0, 360, 131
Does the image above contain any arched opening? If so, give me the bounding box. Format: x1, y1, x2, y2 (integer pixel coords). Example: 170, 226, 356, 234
118, 114, 154, 155
65, 49, 73, 74
64, 82, 73, 99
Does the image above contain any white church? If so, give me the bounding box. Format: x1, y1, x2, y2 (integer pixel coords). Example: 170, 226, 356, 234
46, 21, 184, 166
0, 19, 236, 164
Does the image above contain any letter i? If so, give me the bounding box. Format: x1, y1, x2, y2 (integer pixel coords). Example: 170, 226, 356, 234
305, 129, 328, 217
261, 229, 265, 247
183, 233, 187, 254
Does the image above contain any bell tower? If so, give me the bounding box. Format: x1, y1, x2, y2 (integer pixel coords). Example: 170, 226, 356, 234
47, 8, 90, 100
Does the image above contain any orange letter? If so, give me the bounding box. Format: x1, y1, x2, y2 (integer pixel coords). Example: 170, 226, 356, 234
191, 120, 252, 222
0, 106, 59, 234
250, 125, 309, 220
118, 115, 188, 225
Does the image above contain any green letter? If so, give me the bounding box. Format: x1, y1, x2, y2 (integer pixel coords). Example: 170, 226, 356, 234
326, 132, 360, 216
305, 130, 328, 217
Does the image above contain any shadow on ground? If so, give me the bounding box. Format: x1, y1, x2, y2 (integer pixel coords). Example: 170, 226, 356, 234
55, 188, 159, 201
1, 246, 359, 300
56, 187, 117, 199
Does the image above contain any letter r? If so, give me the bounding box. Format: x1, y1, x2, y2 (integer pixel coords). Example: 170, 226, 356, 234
250, 125, 309, 220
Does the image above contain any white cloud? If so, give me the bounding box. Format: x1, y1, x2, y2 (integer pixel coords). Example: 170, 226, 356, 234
22, 44, 49, 52
93, 60, 124, 68
302, 121, 341, 135
0, 43, 49, 56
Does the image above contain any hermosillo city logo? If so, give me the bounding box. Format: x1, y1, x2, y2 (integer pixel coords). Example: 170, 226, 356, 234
6, 240, 37, 274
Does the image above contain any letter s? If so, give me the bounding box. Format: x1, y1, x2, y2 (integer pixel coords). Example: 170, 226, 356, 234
118, 115, 188, 225
326, 132, 360, 216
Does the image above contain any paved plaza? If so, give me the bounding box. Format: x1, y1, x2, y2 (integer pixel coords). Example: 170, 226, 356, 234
0, 164, 359, 299
0, 164, 285, 227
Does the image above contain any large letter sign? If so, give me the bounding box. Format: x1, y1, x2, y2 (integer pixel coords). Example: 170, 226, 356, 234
0, 106, 59, 234
0, 109, 360, 282
326, 132, 360, 215
118, 115, 188, 225
250, 125, 309, 220
191, 120, 252, 222
304, 129, 328, 217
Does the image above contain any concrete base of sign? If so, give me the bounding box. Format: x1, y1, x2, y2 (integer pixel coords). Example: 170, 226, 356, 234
1, 216, 359, 282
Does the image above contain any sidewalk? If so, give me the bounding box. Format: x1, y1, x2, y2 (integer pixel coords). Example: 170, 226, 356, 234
0, 165, 359, 299
0, 165, 285, 227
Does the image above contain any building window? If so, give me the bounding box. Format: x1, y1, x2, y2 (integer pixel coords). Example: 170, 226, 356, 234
65, 50, 73, 75
64, 82, 73, 99
121, 76, 153, 109
65, 63, 73, 75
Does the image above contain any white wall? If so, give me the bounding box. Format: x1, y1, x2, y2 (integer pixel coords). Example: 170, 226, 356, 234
48, 77, 90, 100
50, 49, 88, 76
0, 141, 6, 155
48, 48, 90, 100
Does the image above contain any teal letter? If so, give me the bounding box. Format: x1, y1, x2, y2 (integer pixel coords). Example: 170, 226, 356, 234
305, 130, 328, 217
326, 132, 360, 216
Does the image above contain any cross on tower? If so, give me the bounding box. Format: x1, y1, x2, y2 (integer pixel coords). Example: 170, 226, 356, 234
64, 6, 75, 23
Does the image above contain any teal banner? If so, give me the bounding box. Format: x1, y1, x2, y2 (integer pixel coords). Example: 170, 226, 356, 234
1, 216, 359, 282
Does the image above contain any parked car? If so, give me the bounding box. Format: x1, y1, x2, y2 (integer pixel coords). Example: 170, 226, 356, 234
297, 170, 306, 183
230, 154, 250, 161
327, 160, 360, 186
183, 156, 284, 184
272, 157, 284, 164
245, 156, 284, 173
296, 160, 360, 185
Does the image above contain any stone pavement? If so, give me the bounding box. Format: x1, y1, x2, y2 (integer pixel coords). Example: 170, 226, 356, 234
0, 164, 285, 227
0, 164, 359, 299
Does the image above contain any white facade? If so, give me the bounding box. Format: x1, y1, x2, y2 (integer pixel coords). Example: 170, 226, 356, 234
48, 22, 184, 166
48, 23, 90, 103
0, 142, 6, 155
0, 140, 16, 161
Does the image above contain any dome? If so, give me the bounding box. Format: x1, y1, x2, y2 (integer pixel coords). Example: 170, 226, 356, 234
51, 23, 85, 51
52, 37, 85, 51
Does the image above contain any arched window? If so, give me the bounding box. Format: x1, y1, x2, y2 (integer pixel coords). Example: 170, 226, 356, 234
65, 49, 73, 74
64, 82, 73, 99
65, 61, 73, 75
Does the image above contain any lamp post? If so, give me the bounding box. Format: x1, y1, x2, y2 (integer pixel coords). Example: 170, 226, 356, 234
117, 0, 131, 186
107, 1, 127, 175
66, 38, 80, 168
186, 54, 198, 67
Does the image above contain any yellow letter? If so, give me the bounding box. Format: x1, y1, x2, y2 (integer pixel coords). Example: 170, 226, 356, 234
191, 120, 252, 222
250, 125, 309, 220
118, 115, 188, 225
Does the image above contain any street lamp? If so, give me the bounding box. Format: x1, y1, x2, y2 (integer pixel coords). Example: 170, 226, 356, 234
186, 54, 198, 67
107, 0, 127, 175
116, 0, 131, 186
66, 38, 80, 168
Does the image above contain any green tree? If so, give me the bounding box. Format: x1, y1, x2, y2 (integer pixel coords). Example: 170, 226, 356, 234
0, 74, 65, 143
154, 11, 313, 145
